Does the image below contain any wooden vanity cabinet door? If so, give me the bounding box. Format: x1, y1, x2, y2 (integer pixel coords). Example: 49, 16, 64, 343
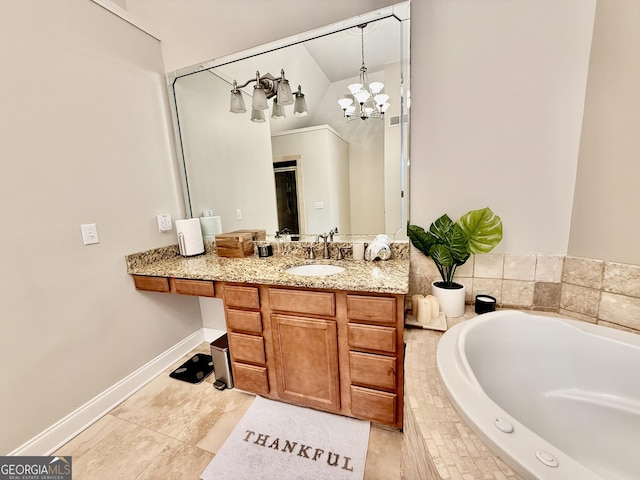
233, 363, 269, 396
271, 314, 340, 412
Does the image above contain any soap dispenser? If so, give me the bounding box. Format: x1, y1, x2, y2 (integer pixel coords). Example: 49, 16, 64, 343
274, 231, 283, 257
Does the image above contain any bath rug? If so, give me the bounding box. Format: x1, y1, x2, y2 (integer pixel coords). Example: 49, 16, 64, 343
200, 396, 370, 480
169, 353, 214, 384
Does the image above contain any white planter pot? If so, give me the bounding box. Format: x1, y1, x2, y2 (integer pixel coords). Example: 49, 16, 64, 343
431, 281, 466, 317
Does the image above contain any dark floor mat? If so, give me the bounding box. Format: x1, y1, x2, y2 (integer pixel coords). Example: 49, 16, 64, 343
169, 353, 214, 384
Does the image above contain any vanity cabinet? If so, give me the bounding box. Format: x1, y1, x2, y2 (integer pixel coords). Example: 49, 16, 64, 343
223, 285, 269, 396
220, 282, 404, 429
132, 275, 215, 297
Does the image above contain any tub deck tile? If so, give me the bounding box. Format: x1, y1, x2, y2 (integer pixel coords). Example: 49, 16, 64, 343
402, 308, 526, 480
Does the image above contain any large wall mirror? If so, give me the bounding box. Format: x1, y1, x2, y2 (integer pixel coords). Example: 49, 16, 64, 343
168, 2, 410, 240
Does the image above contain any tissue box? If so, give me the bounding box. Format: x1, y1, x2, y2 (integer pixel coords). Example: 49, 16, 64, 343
215, 231, 255, 258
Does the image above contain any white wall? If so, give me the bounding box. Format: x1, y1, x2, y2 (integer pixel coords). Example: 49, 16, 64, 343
410, 0, 596, 254
0, 0, 202, 454
174, 71, 278, 232
327, 131, 352, 234
568, 0, 640, 265
271, 127, 349, 234
349, 137, 385, 234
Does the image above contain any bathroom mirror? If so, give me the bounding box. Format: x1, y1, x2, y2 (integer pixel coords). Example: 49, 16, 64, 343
168, 2, 410, 239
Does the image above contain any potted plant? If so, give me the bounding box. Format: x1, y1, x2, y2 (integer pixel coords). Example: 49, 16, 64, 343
407, 207, 503, 317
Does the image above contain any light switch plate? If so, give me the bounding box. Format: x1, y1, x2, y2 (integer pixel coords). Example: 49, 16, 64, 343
80, 223, 99, 245
157, 213, 172, 232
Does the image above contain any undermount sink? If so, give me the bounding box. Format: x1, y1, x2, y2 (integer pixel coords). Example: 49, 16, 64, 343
285, 264, 346, 277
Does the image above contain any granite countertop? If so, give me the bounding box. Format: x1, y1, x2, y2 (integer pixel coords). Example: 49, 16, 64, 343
125, 242, 409, 295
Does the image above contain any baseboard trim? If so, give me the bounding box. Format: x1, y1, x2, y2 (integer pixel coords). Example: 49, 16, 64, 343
10, 329, 206, 456
203, 328, 226, 343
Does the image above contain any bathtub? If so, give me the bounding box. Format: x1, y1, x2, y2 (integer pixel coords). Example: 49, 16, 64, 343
437, 310, 640, 480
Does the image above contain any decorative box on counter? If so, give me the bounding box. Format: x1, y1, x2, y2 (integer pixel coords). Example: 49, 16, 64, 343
215, 231, 255, 258
232, 229, 266, 242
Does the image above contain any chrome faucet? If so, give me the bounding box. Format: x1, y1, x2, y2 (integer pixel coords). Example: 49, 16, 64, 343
319, 233, 331, 259
308, 235, 319, 259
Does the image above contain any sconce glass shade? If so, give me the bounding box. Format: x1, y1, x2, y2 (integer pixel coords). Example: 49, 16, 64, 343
381, 103, 391, 113
271, 99, 286, 119
345, 105, 356, 115
229, 81, 246, 113
250, 108, 266, 123
293, 85, 308, 117
252, 84, 269, 111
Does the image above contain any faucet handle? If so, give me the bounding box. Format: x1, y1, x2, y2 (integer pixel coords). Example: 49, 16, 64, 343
308, 244, 316, 260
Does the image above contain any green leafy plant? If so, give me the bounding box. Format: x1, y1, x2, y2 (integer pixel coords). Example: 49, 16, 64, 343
408, 207, 503, 288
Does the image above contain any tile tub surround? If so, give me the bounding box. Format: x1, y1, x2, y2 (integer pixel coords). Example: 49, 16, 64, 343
402, 310, 525, 480
409, 248, 640, 334
126, 241, 409, 294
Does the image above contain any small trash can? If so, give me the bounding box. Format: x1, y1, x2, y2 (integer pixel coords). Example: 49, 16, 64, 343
210, 334, 234, 389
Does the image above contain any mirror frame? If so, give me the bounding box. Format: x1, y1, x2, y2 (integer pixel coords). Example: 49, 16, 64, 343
166, 1, 410, 238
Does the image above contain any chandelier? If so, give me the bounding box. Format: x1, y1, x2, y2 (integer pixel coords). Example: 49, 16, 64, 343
229, 69, 307, 123
337, 24, 390, 122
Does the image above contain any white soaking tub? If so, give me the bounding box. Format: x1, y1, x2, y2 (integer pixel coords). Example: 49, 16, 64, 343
437, 310, 640, 480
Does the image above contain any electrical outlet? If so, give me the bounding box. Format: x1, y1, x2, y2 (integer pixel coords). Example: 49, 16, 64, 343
157, 213, 172, 232
236, 209, 242, 220
80, 223, 99, 245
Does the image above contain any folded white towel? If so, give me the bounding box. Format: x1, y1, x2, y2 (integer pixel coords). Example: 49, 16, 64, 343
365, 240, 391, 261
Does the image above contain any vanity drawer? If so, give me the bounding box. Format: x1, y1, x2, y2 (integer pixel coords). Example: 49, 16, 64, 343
350, 385, 397, 425
133, 275, 170, 293
349, 352, 396, 390
172, 278, 215, 297
348, 323, 397, 353
269, 288, 335, 317
228, 332, 266, 365
347, 295, 397, 324
223, 285, 260, 309
232, 362, 270, 396
226, 309, 262, 334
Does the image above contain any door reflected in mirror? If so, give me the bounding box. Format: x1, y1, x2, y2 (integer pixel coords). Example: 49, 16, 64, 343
169, 3, 410, 239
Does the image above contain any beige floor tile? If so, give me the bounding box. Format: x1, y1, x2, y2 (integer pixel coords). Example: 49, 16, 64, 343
176, 389, 255, 453
55, 342, 403, 479
364, 425, 403, 480
53, 414, 128, 458
135, 439, 213, 480
66, 420, 173, 480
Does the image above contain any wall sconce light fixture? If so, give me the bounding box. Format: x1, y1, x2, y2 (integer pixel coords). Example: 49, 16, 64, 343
230, 69, 307, 122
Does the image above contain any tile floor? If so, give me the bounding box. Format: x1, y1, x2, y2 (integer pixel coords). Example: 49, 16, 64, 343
54, 343, 403, 479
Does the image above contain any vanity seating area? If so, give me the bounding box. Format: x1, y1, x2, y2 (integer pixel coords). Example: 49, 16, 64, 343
126, 241, 409, 429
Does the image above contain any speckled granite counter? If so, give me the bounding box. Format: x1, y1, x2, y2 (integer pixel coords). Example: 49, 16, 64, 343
125, 242, 409, 294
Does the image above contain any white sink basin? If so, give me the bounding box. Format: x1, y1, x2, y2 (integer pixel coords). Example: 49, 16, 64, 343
285, 264, 346, 277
